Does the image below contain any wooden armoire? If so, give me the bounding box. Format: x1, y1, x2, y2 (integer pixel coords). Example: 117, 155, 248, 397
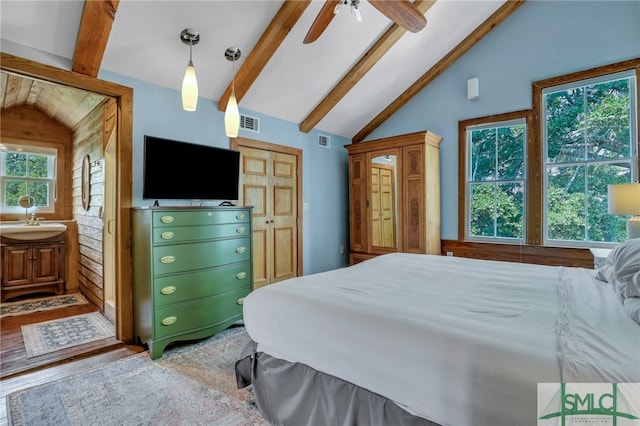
345, 131, 443, 264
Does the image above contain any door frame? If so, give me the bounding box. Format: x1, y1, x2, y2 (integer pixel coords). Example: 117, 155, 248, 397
230, 137, 303, 277
1, 53, 134, 342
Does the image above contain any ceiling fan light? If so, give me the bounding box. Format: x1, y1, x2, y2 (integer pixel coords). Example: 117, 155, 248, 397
181, 60, 198, 112
354, 7, 362, 22
334, 1, 343, 14
225, 92, 240, 138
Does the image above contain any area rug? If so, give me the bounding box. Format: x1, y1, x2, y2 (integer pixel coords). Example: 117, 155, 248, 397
7, 326, 267, 425
21, 312, 115, 358
0, 293, 88, 319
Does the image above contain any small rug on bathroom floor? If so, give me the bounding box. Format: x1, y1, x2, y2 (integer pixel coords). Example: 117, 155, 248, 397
0, 293, 88, 319
21, 312, 114, 358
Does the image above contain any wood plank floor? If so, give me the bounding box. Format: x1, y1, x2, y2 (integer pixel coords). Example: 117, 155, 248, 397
0, 297, 145, 426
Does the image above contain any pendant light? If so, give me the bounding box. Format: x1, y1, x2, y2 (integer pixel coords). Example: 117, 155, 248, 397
180, 28, 200, 112
224, 47, 241, 138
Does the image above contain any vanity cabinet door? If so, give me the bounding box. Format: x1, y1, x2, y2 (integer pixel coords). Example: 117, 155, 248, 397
2, 245, 31, 286
31, 244, 62, 284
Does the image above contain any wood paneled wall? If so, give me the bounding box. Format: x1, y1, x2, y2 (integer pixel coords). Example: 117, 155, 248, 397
72, 103, 106, 309
441, 240, 594, 269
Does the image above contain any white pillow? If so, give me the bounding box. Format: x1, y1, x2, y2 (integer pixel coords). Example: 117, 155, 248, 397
608, 239, 640, 298
623, 297, 640, 324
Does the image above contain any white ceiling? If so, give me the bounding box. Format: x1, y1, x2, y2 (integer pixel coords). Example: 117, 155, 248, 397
0, 0, 506, 139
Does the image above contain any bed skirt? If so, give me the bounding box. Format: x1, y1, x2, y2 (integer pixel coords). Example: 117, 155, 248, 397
235, 340, 439, 426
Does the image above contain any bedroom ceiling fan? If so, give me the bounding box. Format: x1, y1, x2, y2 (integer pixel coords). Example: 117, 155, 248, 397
304, 0, 427, 44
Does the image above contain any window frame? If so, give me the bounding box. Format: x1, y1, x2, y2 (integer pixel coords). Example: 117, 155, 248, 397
464, 117, 528, 243
458, 110, 533, 242
532, 59, 640, 248
0, 144, 58, 214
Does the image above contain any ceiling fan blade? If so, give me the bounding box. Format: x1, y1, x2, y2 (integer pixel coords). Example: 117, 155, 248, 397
304, 0, 341, 44
368, 0, 427, 33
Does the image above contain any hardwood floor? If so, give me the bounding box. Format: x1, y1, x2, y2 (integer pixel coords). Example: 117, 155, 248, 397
0, 295, 145, 425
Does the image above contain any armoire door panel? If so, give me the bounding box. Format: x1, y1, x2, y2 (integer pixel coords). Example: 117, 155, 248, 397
273, 226, 294, 281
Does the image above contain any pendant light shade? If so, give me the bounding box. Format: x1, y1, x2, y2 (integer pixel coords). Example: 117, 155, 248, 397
180, 29, 200, 112
225, 92, 240, 138
224, 47, 241, 138
182, 60, 198, 111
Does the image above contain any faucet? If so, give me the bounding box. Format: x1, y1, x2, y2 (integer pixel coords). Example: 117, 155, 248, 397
24, 213, 37, 226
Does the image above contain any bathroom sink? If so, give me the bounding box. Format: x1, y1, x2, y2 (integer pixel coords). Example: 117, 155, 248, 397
0, 223, 67, 240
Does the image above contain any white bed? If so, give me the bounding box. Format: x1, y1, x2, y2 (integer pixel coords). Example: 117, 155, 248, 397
238, 247, 640, 425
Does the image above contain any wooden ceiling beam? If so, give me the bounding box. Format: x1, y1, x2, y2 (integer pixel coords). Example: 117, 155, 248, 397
72, 0, 119, 77
217, 0, 311, 112
352, 0, 525, 143
299, 0, 435, 134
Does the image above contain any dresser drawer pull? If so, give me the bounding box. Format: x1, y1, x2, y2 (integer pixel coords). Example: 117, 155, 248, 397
235, 246, 246, 254
161, 316, 177, 326
236, 213, 245, 221
237, 297, 245, 305
160, 215, 174, 224
236, 272, 247, 280
236, 226, 246, 234
160, 286, 176, 295
207, 212, 212, 216
160, 255, 176, 264
160, 231, 175, 240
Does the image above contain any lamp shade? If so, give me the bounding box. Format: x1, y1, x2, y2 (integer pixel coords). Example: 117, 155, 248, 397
225, 92, 240, 138
181, 61, 198, 111
608, 183, 640, 215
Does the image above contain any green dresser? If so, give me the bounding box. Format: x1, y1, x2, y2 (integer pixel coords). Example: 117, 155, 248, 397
132, 206, 252, 359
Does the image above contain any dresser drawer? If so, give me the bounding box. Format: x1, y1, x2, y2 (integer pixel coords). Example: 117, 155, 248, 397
153, 262, 252, 307
153, 223, 249, 245
153, 287, 249, 339
153, 237, 250, 275
153, 210, 249, 228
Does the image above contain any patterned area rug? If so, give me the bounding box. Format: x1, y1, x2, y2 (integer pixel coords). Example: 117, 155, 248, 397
21, 312, 115, 358
0, 293, 88, 319
7, 326, 267, 425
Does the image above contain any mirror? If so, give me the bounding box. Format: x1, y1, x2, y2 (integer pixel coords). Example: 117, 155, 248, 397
18, 195, 35, 221
18, 195, 35, 209
371, 155, 398, 248
82, 154, 91, 211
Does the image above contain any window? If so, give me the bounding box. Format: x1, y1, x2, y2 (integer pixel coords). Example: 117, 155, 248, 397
542, 70, 637, 245
466, 119, 527, 241
0, 146, 57, 214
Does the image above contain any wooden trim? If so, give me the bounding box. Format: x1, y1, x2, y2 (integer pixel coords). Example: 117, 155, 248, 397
229, 137, 304, 278
457, 110, 532, 242
441, 240, 593, 269
217, 0, 311, 111
72, 0, 120, 77
299, 0, 436, 133
352, 0, 525, 143
531, 57, 640, 245
345, 130, 441, 154
1, 52, 134, 342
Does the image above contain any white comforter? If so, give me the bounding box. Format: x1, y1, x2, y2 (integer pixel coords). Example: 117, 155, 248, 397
243, 253, 640, 426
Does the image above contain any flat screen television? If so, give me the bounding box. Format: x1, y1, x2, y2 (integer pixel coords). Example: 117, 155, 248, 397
142, 135, 240, 201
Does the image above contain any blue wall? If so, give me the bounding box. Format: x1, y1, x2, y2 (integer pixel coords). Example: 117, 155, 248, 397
366, 0, 640, 240
98, 71, 351, 275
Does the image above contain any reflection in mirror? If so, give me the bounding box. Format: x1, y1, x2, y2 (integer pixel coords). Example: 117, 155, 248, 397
18, 195, 35, 221
371, 155, 397, 248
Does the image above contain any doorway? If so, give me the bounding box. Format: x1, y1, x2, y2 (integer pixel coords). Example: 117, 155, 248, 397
231, 137, 303, 288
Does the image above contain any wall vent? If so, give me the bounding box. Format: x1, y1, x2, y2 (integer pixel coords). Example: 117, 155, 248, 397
318, 134, 331, 149
240, 114, 260, 132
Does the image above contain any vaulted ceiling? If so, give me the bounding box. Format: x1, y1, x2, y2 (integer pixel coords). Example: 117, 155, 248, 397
0, 0, 524, 141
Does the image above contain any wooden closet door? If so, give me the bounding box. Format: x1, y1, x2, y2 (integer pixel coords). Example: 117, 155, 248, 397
238, 146, 298, 289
